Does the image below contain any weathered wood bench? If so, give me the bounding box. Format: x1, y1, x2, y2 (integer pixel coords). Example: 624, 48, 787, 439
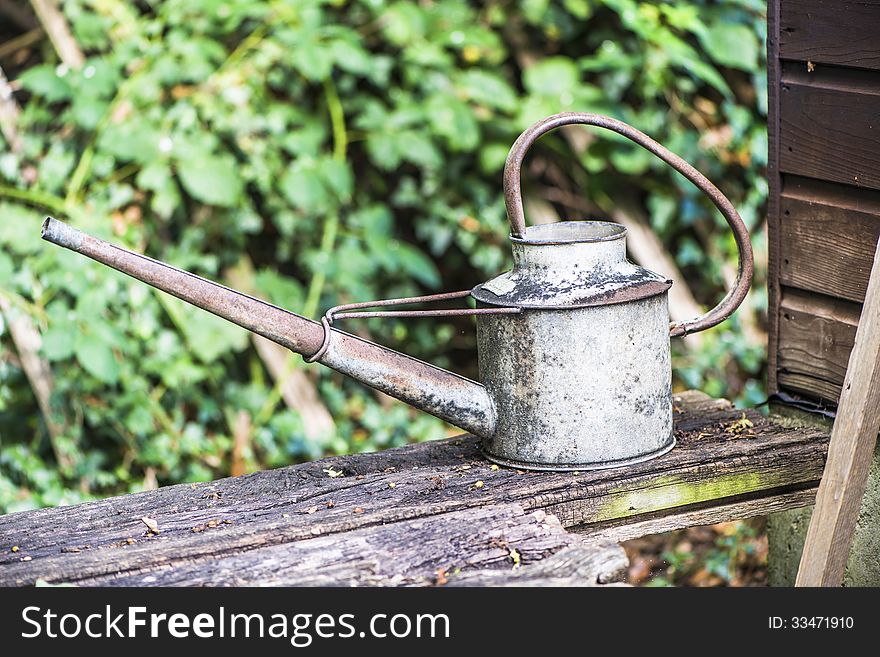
0, 391, 828, 587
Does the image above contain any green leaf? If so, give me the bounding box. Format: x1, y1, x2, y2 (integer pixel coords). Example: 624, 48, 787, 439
383, 2, 427, 45
254, 269, 304, 308
98, 122, 162, 164
175, 150, 243, 207
393, 242, 441, 288
563, 0, 592, 19
456, 70, 517, 112
38, 142, 76, 194
317, 158, 353, 203
290, 40, 332, 81
18, 64, 72, 103
610, 145, 653, 174
699, 23, 759, 71
523, 57, 580, 97
137, 162, 180, 219
74, 331, 119, 384
156, 293, 248, 364
426, 95, 479, 151
42, 327, 74, 361
0, 251, 13, 285
280, 161, 329, 213
0, 203, 43, 255
329, 38, 372, 75
365, 133, 402, 170
400, 131, 442, 169
70, 95, 109, 130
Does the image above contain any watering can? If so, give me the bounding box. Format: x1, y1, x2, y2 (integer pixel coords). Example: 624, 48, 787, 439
41, 112, 753, 471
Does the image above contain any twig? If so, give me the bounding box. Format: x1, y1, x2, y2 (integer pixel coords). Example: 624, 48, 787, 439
0, 64, 23, 153
0, 27, 44, 61
29, 0, 84, 69
0, 296, 72, 469
0, 183, 67, 213
230, 410, 251, 477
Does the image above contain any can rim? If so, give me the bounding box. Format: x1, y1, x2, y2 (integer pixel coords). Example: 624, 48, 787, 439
509, 220, 626, 246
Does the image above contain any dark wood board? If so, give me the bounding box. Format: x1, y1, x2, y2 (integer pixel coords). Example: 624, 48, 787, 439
779, 82, 880, 192
769, 1, 880, 405
780, 0, 880, 71
777, 287, 861, 402
779, 194, 880, 303
0, 392, 828, 587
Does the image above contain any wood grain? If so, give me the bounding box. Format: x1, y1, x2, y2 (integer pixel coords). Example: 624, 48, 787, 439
780, 82, 880, 192
81, 505, 627, 587
780, 0, 880, 71
777, 288, 861, 403
779, 195, 880, 303
797, 238, 880, 586
0, 392, 828, 587
777, 372, 846, 405
576, 486, 818, 544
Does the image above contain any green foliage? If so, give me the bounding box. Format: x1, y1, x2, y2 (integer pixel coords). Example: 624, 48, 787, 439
0, 0, 767, 512
645, 520, 764, 586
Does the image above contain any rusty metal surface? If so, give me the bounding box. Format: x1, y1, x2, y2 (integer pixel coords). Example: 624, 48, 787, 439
40, 217, 496, 438
502, 112, 754, 337
471, 221, 673, 310
306, 290, 520, 362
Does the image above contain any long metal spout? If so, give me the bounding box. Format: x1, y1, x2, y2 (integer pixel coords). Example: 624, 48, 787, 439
41, 218, 496, 437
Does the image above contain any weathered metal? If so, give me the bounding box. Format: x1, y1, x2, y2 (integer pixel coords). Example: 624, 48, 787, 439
306, 290, 521, 362
40, 218, 496, 437
42, 111, 752, 472
475, 222, 675, 470
503, 112, 754, 337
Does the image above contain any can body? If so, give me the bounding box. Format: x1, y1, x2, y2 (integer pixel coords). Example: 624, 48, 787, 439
476, 293, 674, 471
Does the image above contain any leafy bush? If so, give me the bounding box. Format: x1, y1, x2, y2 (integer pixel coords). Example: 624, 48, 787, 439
0, 0, 767, 512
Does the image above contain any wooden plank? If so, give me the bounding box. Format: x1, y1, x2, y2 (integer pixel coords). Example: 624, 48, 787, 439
777, 288, 861, 403
577, 486, 818, 544
0, 392, 828, 587
779, 194, 880, 303
780, 0, 880, 71
778, 372, 844, 405
780, 82, 880, 192
797, 238, 880, 586
81, 505, 627, 587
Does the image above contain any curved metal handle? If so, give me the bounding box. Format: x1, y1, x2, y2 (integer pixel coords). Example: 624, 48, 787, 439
503, 112, 754, 337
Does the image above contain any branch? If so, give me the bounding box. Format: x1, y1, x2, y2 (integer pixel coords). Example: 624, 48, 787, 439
0, 64, 23, 153
0, 27, 44, 61
29, 0, 84, 69
0, 296, 72, 469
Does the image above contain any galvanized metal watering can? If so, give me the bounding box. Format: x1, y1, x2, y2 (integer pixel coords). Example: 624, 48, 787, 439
42, 112, 753, 471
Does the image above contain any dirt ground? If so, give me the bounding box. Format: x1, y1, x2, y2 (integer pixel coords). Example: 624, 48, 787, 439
623, 517, 768, 587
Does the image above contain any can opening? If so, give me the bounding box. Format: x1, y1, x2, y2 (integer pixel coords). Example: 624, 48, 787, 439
511, 220, 626, 245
